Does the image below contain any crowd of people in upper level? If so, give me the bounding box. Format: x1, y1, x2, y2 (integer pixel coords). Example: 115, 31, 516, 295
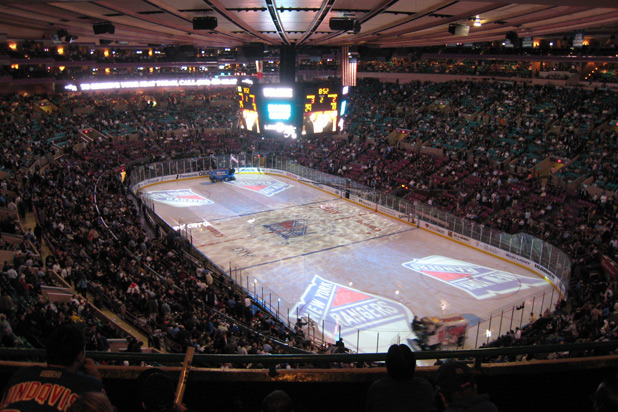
2, 40, 618, 86
357, 57, 618, 83
0, 76, 616, 369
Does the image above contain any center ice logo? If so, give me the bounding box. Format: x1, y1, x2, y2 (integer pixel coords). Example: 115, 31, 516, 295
263, 220, 308, 239
147, 189, 212, 208
402, 255, 548, 300
226, 176, 292, 197
292, 275, 415, 353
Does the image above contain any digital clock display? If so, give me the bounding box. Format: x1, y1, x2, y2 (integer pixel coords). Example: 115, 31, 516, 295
304, 87, 338, 113
237, 86, 257, 111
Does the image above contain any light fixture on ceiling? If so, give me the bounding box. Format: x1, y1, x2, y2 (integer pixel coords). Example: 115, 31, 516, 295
474, 15, 482, 27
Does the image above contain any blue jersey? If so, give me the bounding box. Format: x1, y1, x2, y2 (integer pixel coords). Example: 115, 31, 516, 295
1, 365, 104, 412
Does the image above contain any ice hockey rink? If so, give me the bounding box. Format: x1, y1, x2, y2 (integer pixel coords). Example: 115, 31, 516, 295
138, 171, 560, 354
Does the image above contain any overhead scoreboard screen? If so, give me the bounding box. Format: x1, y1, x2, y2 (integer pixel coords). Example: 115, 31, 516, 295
238, 85, 260, 133
237, 83, 346, 138
303, 86, 338, 135
261, 85, 298, 137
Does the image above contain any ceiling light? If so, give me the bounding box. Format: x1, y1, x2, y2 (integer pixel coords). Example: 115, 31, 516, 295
474, 15, 482, 27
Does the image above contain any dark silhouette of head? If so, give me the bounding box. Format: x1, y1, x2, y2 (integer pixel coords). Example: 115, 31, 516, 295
261, 389, 293, 412
67, 392, 115, 412
46, 323, 86, 367
138, 369, 176, 412
593, 375, 618, 412
434, 361, 476, 403
385, 344, 416, 381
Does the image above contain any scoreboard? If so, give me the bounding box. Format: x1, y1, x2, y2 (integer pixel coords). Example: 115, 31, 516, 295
237, 82, 347, 138
303, 86, 339, 134
304, 87, 338, 112
238, 86, 260, 133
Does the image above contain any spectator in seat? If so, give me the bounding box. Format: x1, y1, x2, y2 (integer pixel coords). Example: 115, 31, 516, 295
433, 361, 498, 412
0, 323, 105, 411
66, 391, 116, 412
262, 389, 293, 412
138, 369, 195, 412
592, 374, 618, 412
365, 344, 435, 412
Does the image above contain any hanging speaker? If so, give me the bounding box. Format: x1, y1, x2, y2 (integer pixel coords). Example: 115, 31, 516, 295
329, 18, 356, 31
193, 17, 218, 30
93, 22, 115, 35
448, 24, 469, 36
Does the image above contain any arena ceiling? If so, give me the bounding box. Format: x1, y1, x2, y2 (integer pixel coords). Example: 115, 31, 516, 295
0, 0, 617, 49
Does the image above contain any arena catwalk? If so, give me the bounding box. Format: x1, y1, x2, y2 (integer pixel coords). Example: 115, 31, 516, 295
139, 172, 557, 354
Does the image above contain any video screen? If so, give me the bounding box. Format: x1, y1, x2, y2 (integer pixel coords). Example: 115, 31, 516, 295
303, 110, 337, 134
240, 109, 260, 133
266, 103, 292, 121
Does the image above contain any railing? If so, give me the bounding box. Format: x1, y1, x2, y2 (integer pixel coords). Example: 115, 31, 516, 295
1, 340, 616, 368
129, 154, 572, 351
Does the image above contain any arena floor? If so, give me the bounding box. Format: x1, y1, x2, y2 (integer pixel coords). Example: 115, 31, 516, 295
139, 173, 558, 354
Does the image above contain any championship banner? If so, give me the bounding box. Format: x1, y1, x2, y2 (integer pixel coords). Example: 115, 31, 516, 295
403, 255, 548, 300
255, 60, 263, 80
601, 255, 618, 280
292, 275, 416, 353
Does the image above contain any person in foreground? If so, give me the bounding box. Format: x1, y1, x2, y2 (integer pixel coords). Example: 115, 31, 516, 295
365, 344, 435, 412
261, 390, 293, 412
433, 361, 498, 412
138, 368, 196, 412
66, 392, 115, 412
1, 323, 105, 411
592, 374, 618, 412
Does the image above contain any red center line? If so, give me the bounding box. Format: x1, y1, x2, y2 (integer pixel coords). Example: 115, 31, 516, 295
196, 235, 248, 248
332, 211, 373, 222
196, 227, 283, 248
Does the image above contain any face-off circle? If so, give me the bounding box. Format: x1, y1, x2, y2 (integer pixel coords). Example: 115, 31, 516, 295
248, 214, 336, 247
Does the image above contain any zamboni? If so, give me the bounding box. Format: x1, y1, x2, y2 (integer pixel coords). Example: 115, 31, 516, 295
209, 167, 236, 182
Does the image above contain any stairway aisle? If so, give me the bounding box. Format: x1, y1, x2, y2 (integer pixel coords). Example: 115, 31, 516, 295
19, 211, 160, 352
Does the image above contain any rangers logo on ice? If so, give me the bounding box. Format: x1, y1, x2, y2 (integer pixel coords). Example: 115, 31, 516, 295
226, 176, 292, 197
402, 255, 548, 300
147, 189, 213, 207
263, 220, 308, 239
292, 275, 416, 353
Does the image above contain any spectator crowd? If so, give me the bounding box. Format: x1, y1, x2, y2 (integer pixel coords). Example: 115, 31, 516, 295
0, 75, 616, 375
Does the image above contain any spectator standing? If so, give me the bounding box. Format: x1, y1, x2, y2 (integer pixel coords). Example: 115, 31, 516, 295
365, 344, 435, 412
77, 275, 89, 298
